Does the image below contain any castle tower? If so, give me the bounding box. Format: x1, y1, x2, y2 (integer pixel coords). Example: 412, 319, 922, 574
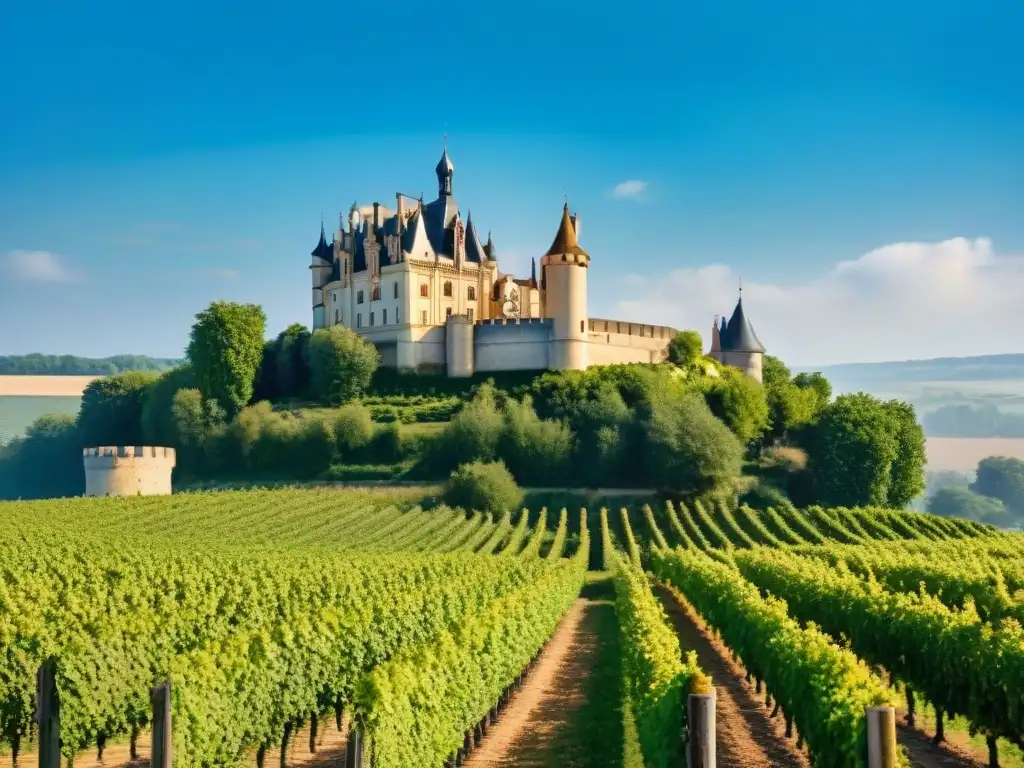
309, 220, 333, 330
719, 296, 766, 383
541, 203, 589, 370
83, 446, 176, 497
709, 315, 722, 360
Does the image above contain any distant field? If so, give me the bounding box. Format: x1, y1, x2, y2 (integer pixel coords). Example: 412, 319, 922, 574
0, 396, 81, 444
0, 375, 98, 396
926, 436, 1024, 472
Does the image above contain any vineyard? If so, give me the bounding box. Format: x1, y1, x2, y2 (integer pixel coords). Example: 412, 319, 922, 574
0, 489, 1022, 767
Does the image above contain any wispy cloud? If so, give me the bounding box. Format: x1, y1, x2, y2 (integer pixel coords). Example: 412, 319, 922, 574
616, 237, 1024, 365
2, 250, 82, 282
212, 268, 239, 278
610, 180, 648, 200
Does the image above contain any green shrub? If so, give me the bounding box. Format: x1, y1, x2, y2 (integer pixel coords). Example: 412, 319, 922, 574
443, 460, 524, 513
427, 383, 504, 471
497, 396, 574, 486
333, 403, 375, 456
367, 422, 403, 464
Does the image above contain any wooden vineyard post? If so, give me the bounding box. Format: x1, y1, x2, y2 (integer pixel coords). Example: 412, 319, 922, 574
151, 682, 173, 768
37, 660, 60, 768
346, 724, 367, 768
686, 690, 716, 768
866, 706, 897, 768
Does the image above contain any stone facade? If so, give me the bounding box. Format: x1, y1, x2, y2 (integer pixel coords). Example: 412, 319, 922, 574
83, 446, 176, 497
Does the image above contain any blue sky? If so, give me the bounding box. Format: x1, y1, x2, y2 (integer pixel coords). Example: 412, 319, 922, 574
1, 0, 1021, 365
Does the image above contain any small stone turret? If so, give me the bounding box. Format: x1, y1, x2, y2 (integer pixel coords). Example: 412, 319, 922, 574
541, 203, 590, 370
717, 296, 766, 383
83, 446, 176, 497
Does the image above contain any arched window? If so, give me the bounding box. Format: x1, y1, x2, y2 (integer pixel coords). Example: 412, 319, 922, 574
372, 285, 381, 301
420, 283, 429, 297
580, 320, 585, 333
467, 286, 476, 301
443, 281, 453, 298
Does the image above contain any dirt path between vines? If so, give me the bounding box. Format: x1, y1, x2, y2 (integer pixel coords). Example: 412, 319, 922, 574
465, 597, 622, 768
653, 583, 811, 768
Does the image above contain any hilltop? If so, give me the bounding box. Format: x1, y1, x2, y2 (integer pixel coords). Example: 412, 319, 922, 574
0, 354, 181, 376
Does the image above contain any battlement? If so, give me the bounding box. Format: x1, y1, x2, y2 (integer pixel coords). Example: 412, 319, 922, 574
83, 446, 176, 497
83, 446, 177, 461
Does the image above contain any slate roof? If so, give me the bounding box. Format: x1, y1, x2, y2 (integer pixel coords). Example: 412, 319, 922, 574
544, 204, 588, 259
310, 223, 332, 261
464, 213, 487, 263
720, 297, 765, 353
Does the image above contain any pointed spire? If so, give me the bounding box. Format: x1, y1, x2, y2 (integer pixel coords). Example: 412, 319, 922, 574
723, 295, 765, 353
310, 218, 332, 260
436, 141, 454, 196
543, 203, 589, 259
530, 257, 538, 287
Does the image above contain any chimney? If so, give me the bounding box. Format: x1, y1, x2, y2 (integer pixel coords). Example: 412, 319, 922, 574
373, 202, 380, 229
570, 212, 580, 241
396, 194, 403, 235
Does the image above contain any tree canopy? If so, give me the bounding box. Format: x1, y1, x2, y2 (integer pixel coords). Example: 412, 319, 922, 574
308, 325, 381, 405
970, 456, 1024, 516
186, 301, 267, 416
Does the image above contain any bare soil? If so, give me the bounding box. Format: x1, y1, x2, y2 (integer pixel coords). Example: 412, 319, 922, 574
653, 583, 811, 768
465, 598, 618, 767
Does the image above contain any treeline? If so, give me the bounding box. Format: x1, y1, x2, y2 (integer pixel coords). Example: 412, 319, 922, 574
0, 354, 180, 375
922, 404, 1024, 438
0, 301, 929, 514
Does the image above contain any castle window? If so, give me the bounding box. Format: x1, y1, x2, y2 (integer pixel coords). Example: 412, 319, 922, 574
467, 308, 474, 322
357, 314, 362, 328
393, 282, 399, 299
421, 310, 428, 324
446, 307, 453, 319
396, 309, 400, 324
383, 309, 388, 324
580, 320, 585, 333
370, 312, 375, 326
372, 285, 381, 301
443, 281, 453, 298
467, 286, 476, 301
335, 310, 339, 324
357, 290, 365, 304
420, 283, 429, 297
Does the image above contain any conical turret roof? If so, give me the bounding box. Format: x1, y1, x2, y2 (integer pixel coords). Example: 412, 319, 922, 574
721, 297, 765, 353
310, 222, 332, 261
543, 204, 588, 259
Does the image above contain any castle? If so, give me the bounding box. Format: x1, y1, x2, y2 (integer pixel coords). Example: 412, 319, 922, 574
310, 147, 766, 382
83, 446, 176, 497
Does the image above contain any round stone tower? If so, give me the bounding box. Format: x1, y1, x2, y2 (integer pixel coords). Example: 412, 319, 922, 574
83, 446, 176, 497
445, 313, 475, 378
541, 203, 589, 371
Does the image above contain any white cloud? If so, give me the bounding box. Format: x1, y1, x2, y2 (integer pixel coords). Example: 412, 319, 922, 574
614, 237, 1024, 366
2, 250, 81, 282
610, 180, 648, 200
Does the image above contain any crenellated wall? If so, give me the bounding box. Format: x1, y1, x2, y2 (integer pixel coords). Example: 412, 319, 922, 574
83, 446, 176, 497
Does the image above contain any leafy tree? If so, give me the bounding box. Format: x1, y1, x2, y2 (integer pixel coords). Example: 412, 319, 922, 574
308, 325, 380, 405
77, 371, 157, 446
793, 371, 832, 414
275, 323, 312, 399
760, 356, 817, 443
0, 414, 83, 499
141, 365, 197, 445
804, 393, 899, 508
428, 383, 505, 470
0, 354, 178, 375
643, 390, 744, 496
970, 456, 1024, 515
169, 388, 227, 475
927, 486, 1011, 526
443, 460, 524, 513
883, 399, 926, 508
666, 330, 704, 367
252, 340, 279, 403
186, 301, 267, 416
702, 366, 770, 443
